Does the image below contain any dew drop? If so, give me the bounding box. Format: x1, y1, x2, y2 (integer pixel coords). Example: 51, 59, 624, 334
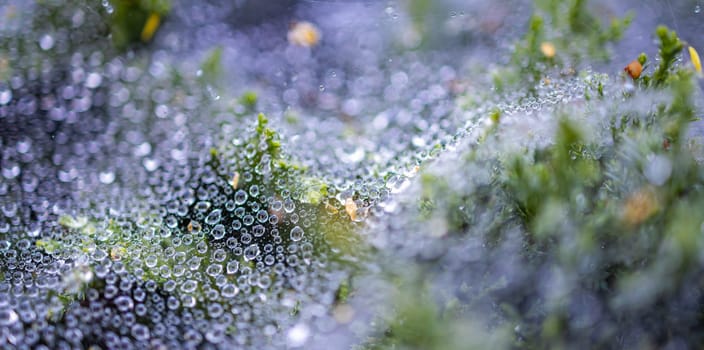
85, 72, 102, 89
39, 34, 55, 50
99, 171, 115, 184
221, 283, 239, 298
205, 209, 222, 225
244, 244, 260, 261
131, 324, 150, 341
287, 323, 310, 347
226, 261, 239, 274
234, 189, 248, 205
283, 198, 295, 213
211, 224, 226, 240
0, 309, 18, 326
181, 280, 198, 293
290, 226, 304, 242
0, 89, 11, 105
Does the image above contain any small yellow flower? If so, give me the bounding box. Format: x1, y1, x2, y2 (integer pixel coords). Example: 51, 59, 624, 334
622, 187, 658, 226
540, 42, 556, 59
141, 13, 161, 42
287, 21, 321, 47
689, 46, 702, 75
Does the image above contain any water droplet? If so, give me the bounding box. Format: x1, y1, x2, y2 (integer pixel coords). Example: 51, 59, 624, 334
114, 295, 134, 312
644, 154, 672, 186
283, 198, 295, 213
131, 324, 150, 341
226, 261, 239, 274
0, 309, 18, 326
211, 224, 226, 239
253, 224, 266, 237
181, 280, 198, 293
205, 209, 222, 225
256, 209, 269, 223
85, 72, 102, 88
290, 226, 304, 242
244, 244, 260, 261
287, 323, 310, 347
0, 89, 11, 105
99, 171, 115, 184
39, 34, 55, 50
221, 283, 239, 298
249, 185, 260, 198
234, 189, 248, 205
206, 263, 222, 277
181, 295, 196, 308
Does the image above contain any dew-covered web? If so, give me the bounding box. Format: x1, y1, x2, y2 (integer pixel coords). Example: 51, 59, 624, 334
0, 0, 703, 349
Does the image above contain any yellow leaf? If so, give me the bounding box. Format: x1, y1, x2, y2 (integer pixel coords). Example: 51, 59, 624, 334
689, 46, 702, 75
141, 13, 161, 42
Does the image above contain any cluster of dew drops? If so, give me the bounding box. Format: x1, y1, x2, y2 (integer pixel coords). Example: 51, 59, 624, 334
0, 2, 379, 349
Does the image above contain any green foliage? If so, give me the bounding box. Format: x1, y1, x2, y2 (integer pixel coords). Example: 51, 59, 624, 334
652, 26, 684, 86
506, 15, 547, 88
503, 0, 632, 91
379, 17, 704, 347
240, 91, 259, 112
35, 239, 61, 254
363, 280, 511, 350
199, 46, 224, 86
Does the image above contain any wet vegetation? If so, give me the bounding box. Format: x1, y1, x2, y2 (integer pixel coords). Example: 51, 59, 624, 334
1, 0, 703, 349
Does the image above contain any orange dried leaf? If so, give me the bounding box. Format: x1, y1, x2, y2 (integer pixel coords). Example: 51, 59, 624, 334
344, 198, 357, 221
624, 60, 642, 79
